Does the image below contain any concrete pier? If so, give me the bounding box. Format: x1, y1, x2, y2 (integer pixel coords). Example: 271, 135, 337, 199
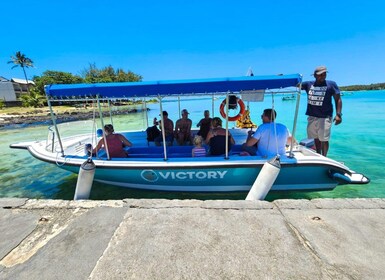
1, 198, 385, 279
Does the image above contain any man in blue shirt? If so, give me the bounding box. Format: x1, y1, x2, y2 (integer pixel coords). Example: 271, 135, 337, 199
301, 66, 343, 156
242, 109, 291, 158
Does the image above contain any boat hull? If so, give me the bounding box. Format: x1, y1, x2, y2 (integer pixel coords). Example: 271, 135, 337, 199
10, 129, 370, 193
58, 161, 342, 192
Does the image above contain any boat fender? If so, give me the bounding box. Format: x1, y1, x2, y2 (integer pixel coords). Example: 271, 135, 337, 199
329, 170, 352, 185
245, 156, 281, 201
219, 98, 245, 121
74, 158, 96, 200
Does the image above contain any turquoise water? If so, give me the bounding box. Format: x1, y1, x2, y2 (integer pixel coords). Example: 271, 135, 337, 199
1, 90, 384, 200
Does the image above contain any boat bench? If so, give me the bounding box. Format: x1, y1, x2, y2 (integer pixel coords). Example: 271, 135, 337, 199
95, 144, 244, 159
127, 144, 243, 158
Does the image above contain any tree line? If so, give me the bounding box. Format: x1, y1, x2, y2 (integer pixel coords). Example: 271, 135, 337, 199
6, 51, 142, 107
340, 83, 385, 91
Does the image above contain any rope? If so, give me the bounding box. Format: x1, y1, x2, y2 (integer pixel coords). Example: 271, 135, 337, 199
55, 152, 69, 167
91, 100, 98, 159
264, 90, 280, 159
271, 92, 279, 158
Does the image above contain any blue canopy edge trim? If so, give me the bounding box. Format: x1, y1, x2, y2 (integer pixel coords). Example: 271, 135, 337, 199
45, 74, 302, 98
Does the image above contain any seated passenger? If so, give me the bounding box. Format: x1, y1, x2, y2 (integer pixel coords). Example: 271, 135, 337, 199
205, 117, 235, 155
154, 111, 174, 146
197, 110, 212, 139
192, 135, 206, 157
93, 124, 132, 158
242, 108, 291, 158
174, 109, 192, 145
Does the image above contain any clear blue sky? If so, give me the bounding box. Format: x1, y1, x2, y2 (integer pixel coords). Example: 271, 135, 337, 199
1, 0, 385, 86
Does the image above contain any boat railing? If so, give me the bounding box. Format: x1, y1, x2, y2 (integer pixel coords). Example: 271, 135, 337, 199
46, 126, 56, 153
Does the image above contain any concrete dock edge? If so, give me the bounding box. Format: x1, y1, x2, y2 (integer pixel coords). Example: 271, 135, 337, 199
1, 198, 385, 279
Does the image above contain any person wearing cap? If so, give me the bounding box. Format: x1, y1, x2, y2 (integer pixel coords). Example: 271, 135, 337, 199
174, 109, 193, 145
301, 66, 343, 156
154, 111, 174, 146
92, 124, 132, 158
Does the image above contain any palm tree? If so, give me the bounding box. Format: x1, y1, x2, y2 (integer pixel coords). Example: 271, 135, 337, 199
8, 51, 34, 94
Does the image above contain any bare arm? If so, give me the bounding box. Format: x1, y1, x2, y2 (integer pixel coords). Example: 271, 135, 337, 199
118, 134, 132, 147
174, 120, 180, 134
92, 138, 104, 154
187, 119, 192, 134
205, 130, 213, 145
245, 136, 258, 147
333, 94, 343, 125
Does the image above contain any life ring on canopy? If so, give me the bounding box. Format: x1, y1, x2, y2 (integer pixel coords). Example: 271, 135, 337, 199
219, 98, 246, 121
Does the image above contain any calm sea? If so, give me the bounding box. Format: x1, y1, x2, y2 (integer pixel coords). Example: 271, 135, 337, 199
1, 90, 384, 201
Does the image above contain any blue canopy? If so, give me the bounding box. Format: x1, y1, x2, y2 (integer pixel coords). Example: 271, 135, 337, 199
45, 74, 302, 98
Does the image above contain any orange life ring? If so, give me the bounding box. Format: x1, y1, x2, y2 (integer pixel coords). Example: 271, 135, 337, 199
219, 98, 246, 121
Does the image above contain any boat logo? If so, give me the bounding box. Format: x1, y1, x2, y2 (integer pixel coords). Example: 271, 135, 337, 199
141, 170, 159, 182
140, 169, 228, 182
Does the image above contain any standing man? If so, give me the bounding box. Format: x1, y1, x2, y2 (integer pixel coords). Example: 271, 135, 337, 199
302, 66, 342, 156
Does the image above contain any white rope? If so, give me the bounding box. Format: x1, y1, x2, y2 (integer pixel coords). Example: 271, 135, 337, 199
55, 152, 69, 167
271, 92, 279, 157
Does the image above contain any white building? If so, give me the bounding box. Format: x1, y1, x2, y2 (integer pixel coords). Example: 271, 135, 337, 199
0, 76, 35, 101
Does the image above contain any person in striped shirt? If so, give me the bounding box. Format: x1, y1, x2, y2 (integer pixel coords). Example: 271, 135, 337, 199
192, 135, 206, 157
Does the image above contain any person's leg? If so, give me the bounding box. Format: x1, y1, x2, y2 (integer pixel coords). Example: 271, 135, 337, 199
154, 135, 161, 146
314, 138, 322, 154
166, 135, 174, 146
177, 133, 184, 145
241, 143, 257, 155
318, 117, 332, 156
307, 116, 321, 153
321, 141, 329, 156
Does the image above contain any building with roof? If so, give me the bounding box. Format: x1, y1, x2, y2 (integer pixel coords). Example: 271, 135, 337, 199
0, 76, 35, 101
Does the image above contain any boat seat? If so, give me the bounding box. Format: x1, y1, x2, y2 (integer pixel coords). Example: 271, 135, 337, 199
128, 146, 164, 158
167, 145, 194, 158
229, 144, 243, 155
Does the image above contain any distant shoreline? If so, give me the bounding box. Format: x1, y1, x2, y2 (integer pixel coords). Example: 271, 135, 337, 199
0, 108, 147, 129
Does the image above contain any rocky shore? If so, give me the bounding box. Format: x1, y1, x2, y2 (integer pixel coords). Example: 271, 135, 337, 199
0, 107, 145, 128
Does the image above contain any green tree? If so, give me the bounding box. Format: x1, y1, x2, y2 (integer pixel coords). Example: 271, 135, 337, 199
20, 86, 45, 108
82, 63, 142, 83
33, 70, 84, 95
8, 51, 34, 93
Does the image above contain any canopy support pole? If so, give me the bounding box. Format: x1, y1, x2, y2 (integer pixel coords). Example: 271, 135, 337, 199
159, 96, 168, 160
46, 96, 65, 157
108, 99, 113, 127
97, 96, 110, 160
224, 92, 230, 160
144, 98, 149, 129
177, 96, 181, 118
289, 84, 302, 157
